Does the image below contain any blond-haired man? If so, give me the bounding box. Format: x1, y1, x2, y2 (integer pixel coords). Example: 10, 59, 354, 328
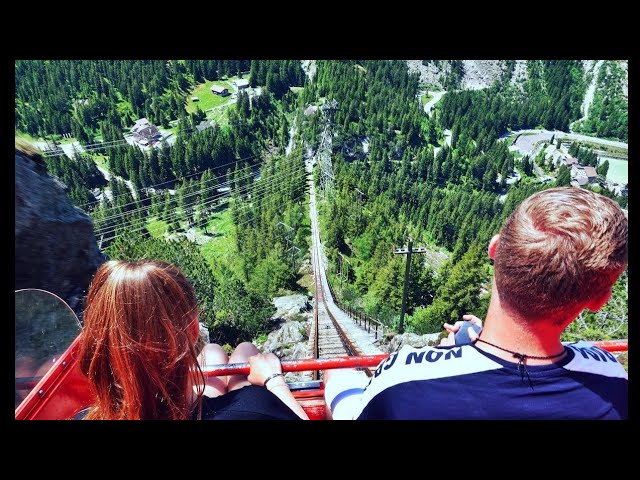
325, 187, 628, 419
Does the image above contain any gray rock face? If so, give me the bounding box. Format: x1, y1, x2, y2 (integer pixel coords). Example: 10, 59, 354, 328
272, 294, 312, 320
407, 60, 529, 91
262, 321, 308, 354
257, 295, 315, 382
260, 320, 314, 382
15, 149, 106, 316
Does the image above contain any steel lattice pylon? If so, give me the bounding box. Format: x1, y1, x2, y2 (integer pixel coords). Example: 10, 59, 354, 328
317, 99, 337, 201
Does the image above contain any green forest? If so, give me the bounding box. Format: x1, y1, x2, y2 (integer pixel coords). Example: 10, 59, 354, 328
15, 59, 628, 346
302, 60, 627, 339
574, 61, 628, 141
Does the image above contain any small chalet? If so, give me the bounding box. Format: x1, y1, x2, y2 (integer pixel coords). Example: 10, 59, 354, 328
211, 85, 229, 96
570, 178, 588, 187
571, 164, 598, 185
196, 121, 213, 132
563, 157, 579, 167
131, 118, 160, 144
584, 166, 598, 182
235, 79, 249, 90
191, 96, 199, 102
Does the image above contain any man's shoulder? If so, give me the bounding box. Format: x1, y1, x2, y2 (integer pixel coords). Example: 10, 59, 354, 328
563, 340, 628, 379
372, 343, 503, 383
351, 344, 506, 418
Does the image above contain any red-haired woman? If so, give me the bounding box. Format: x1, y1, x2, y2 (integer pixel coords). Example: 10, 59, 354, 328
78, 259, 308, 420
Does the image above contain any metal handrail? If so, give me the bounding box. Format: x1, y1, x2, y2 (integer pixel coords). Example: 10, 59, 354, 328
325, 270, 384, 339
202, 339, 628, 377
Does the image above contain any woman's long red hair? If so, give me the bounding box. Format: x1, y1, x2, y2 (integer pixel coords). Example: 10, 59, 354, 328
79, 260, 205, 420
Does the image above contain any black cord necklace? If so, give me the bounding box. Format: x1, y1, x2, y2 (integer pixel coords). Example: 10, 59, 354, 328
474, 337, 566, 390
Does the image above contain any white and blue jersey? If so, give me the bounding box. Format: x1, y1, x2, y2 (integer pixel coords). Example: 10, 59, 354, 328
332, 341, 627, 420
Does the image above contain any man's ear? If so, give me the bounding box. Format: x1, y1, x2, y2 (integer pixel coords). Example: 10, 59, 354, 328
586, 288, 613, 312
488, 234, 500, 260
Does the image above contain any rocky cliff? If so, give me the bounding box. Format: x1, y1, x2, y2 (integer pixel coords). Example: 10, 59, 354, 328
15, 143, 106, 317
407, 60, 628, 98
407, 60, 524, 90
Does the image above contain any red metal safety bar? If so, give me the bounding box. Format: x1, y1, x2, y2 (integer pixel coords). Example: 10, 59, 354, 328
204, 354, 389, 376
591, 340, 628, 352
16, 339, 628, 420
204, 340, 628, 376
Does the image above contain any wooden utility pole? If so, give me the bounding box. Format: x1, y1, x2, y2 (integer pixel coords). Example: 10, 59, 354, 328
393, 237, 427, 334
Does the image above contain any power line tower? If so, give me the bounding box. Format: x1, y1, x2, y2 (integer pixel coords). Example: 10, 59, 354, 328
317, 99, 338, 201
393, 237, 428, 334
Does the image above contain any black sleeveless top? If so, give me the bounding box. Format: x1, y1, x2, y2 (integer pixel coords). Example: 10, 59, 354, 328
74, 385, 301, 420
194, 385, 302, 420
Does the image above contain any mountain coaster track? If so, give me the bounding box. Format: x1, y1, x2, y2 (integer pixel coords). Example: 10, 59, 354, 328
308, 171, 372, 380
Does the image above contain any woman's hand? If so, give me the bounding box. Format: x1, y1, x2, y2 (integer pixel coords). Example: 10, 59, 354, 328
247, 352, 283, 386
248, 352, 310, 419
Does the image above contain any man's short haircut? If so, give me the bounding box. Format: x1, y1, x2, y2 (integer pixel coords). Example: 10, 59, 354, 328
494, 187, 627, 321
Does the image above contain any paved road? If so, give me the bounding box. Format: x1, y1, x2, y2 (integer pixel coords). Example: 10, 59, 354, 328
94, 164, 138, 200
423, 90, 446, 117
417, 90, 626, 153
511, 129, 627, 155
433, 129, 452, 157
